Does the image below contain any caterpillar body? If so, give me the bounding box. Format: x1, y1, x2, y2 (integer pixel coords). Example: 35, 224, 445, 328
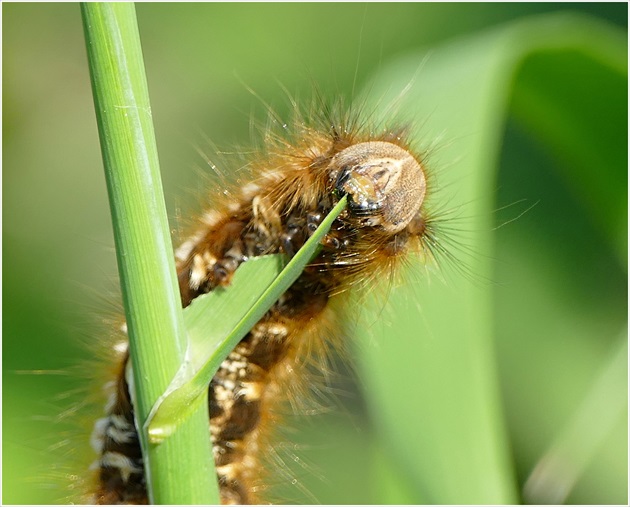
89, 97, 439, 504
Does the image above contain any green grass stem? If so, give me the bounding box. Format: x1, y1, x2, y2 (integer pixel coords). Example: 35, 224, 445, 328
80, 3, 218, 503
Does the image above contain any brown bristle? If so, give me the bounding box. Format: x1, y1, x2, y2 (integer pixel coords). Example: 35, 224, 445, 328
90, 95, 438, 504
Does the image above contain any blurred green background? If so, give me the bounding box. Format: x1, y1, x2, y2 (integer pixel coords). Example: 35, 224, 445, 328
3, 2, 627, 505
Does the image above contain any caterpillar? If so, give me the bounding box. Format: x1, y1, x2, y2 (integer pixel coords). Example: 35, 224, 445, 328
88, 93, 444, 504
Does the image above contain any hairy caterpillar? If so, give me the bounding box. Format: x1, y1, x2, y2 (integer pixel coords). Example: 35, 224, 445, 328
88, 92, 446, 504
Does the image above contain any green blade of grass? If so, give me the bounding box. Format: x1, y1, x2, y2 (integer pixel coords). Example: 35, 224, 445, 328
81, 3, 218, 503
355, 13, 626, 504
523, 332, 628, 504
147, 196, 348, 442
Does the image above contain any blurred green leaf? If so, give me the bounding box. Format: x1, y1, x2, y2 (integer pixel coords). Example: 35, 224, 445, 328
510, 26, 627, 263
355, 13, 626, 504
522, 335, 627, 504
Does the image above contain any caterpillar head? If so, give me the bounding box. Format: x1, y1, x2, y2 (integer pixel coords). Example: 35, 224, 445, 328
330, 141, 426, 234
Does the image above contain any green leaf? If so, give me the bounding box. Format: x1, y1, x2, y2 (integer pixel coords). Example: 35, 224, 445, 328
522, 335, 628, 504
146, 196, 348, 442
354, 13, 626, 504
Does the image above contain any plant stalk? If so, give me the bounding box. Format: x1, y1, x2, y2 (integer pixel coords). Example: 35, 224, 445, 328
81, 2, 218, 503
